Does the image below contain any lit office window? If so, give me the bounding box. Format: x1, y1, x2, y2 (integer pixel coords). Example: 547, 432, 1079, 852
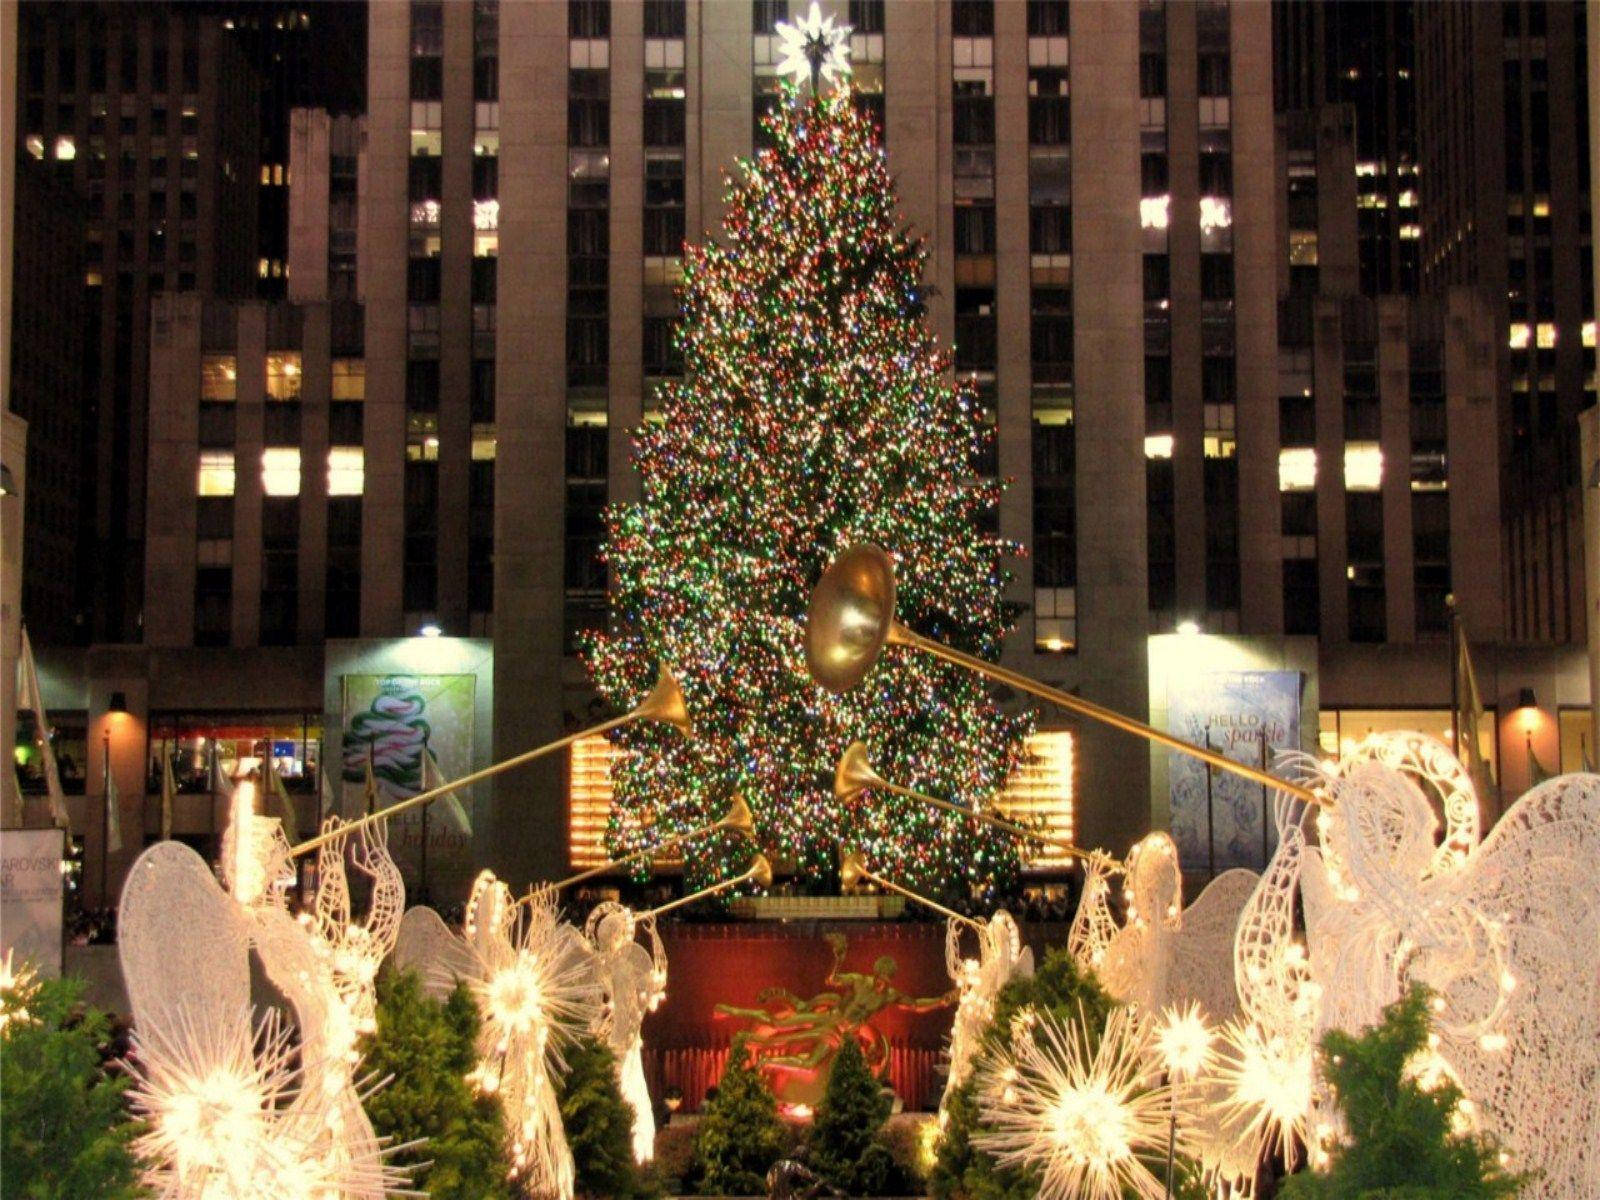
327, 447, 364, 496
261, 448, 302, 496
197, 451, 236, 497
1278, 448, 1317, 491
331, 358, 365, 400
265, 353, 302, 400
1343, 443, 1383, 491
201, 355, 238, 400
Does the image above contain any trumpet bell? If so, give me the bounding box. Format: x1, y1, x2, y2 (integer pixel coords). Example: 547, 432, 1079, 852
632, 665, 692, 735
806, 544, 899, 694
748, 853, 774, 890
839, 850, 865, 891
718, 795, 756, 838
835, 740, 888, 801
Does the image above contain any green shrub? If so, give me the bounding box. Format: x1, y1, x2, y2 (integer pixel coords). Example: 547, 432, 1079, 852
360, 969, 512, 1199
1279, 987, 1525, 1200
807, 1036, 904, 1195
0, 971, 144, 1200
559, 1036, 660, 1200
690, 1035, 787, 1195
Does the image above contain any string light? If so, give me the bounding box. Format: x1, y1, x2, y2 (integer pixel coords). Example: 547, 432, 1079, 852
586, 83, 1030, 899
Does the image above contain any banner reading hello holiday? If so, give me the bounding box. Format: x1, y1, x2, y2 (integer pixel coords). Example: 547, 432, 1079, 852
338, 673, 477, 896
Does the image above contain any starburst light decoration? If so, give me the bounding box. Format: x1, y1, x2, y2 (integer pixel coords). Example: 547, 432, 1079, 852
126, 1002, 407, 1200
940, 909, 1032, 1125
774, 1, 852, 89
974, 1005, 1173, 1200
1155, 1001, 1215, 1083
0, 948, 39, 1033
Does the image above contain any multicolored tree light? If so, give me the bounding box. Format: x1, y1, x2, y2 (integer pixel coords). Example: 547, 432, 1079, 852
586, 83, 1030, 897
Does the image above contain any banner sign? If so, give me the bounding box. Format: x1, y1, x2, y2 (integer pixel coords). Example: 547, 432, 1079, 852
1, 827, 65, 976
1168, 670, 1303, 871
339, 673, 476, 902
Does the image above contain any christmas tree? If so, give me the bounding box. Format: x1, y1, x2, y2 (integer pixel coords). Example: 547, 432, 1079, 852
1279, 987, 1523, 1199
360, 970, 513, 1200
0, 970, 144, 1200
587, 72, 1029, 896
806, 1035, 902, 1195
690, 1035, 789, 1195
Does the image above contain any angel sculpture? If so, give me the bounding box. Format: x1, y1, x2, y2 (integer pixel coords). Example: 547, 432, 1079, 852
1288, 737, 1600, 1196
393, 872, 600, 1200
585, 902, 669, 1163
1073, 832, 1257, 1024
118, 836, 410, 1198
940, 909, 1032, 1124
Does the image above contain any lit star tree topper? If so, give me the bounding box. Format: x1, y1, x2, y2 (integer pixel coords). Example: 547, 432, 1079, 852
585, 80, 1031, 897
775, 1, 853, 92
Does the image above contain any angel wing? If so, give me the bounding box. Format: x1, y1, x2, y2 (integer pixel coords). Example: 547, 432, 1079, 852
118, 841, 253, 1030
314, 817, 354, 944
1169, 868, 1257, 1024
392, 905, 478, 1000
1068, 858, 1119, 974
348, 818, 405, 957
1420, 773, 1600, 1197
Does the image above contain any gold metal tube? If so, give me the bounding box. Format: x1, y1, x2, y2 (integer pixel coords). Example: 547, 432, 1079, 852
876, 775, 1116, 870
640, 857, 771, 921
544, 797, 755, 890
845, 856, 981, 930
888, 624, 1322, 807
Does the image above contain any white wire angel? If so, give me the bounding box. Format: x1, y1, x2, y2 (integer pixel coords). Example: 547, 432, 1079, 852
940, 908, 1032, 1125
1074, 832, 1257, 1024
584, 901, 668, 1163
394, 872, 600, 1199
1288, 737, 1600, 1195
118, 838, 411, 1199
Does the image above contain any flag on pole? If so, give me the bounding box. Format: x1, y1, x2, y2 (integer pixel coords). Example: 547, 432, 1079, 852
319, 756, 337, 821
104, 754, 123, 855
209, 742, 235, 801
421, 748, 473, 837
160, 748, 177, 841
1529, 743, 1555, 787
1452, 616, 1496, 802
264, 751, 298, 832
17, 627, 69, 830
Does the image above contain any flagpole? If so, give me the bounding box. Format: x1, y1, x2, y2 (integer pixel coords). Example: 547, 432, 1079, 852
419, 736, 431, 905
1448, 594, 1461, 762
100, 731, 111, 906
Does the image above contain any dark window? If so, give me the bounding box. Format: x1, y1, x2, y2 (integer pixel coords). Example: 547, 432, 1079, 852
407, 360, 440, 412
753, 0, 786, 34
1030, 205, 1070, 254
569, 70, 609, 147
644, 0, 687, 37
1027, 0, 1068, 36
330, 401, 363, 444
955, 205, 996, 255
569, 0, 610, 37
194, 567, 232, 646
1143, 254, 1170, 301
1284, 560, 1318, 634
952, 0, 994, 37
1280, 394, 1315, 445
1200, 253, 1234, 300
410, 55, 443, 100
953, 90, 995, 145
471, 360, 496, 422
408, 256, 442, 303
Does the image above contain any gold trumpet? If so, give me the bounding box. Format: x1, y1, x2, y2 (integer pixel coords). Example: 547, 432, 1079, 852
544, 796, 756, 891
290, 665, 692, 857
638, 854, 774, 919
808, 544, 1320, 807
839, 849, 982, 930
836, 741, 1117, 870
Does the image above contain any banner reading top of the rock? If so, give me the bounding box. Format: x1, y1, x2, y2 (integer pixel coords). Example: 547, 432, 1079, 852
339, 673, 475, 904
1168, 671, 1303, 872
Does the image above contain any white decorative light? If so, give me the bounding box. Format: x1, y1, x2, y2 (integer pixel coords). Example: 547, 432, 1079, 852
1156, 1001, 1215, 1083
774, 1, 853, 89
975, 1005, 1172, 1200
0, 949, 38, 1032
